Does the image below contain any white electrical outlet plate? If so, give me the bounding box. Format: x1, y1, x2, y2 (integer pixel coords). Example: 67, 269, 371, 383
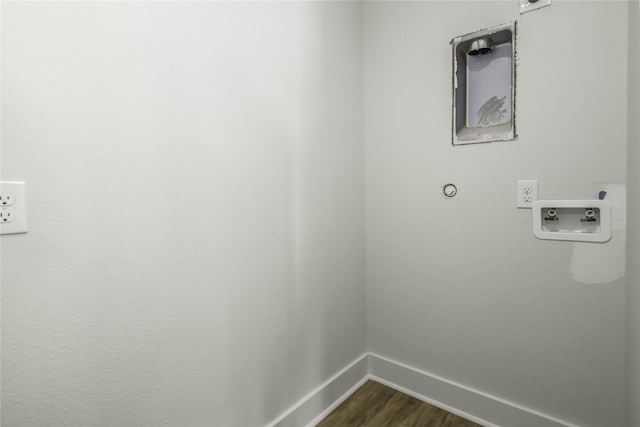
517, 179, 538, 209
1, 181, 28, 235
520, 0, 551, 14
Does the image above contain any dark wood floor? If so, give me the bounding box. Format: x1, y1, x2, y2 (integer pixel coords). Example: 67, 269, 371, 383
316, 380, 483, 427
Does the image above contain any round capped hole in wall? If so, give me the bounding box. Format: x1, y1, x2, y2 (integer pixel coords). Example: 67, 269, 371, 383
443, 184, 457, 198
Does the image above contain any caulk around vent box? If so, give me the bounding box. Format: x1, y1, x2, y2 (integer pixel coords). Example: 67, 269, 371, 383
451, 22, 516, 146
532, 200, 611, 242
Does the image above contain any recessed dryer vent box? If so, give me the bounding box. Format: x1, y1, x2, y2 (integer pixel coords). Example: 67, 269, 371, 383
532, 200, 611, 243
452, 22, 516, 145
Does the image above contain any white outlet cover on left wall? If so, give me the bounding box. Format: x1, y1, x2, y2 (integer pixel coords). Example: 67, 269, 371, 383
1, 181, 28, 235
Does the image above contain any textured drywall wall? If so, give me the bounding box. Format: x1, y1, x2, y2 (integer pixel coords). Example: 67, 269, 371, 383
364, 2, 627, 426
1, 2, 365, 425
627, 1, 640, 425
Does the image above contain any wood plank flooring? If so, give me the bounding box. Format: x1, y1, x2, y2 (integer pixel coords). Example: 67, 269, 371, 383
316, 380, 483, 427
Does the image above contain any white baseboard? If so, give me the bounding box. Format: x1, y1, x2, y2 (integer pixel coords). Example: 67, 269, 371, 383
303, 375, 371, 427
366, 373, 495, 427
267, 353, 574, 427
266, 354, 369, 427
368, 354, 573, 427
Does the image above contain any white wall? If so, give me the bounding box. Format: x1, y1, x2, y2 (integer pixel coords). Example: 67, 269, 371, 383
627, 1, 640, 425
1, 2, 365, 425
3, 1, 636, 426
364, 2, 628, 426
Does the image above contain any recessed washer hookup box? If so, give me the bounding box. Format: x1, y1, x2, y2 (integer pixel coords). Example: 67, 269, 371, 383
532, 200, 611, 243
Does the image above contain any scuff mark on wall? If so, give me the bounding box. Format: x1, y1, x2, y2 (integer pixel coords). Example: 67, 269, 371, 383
570, 184, 626, 284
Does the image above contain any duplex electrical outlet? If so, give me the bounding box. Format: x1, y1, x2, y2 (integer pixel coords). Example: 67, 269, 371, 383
0, 181, 27, 235
517, 180, 538, 209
